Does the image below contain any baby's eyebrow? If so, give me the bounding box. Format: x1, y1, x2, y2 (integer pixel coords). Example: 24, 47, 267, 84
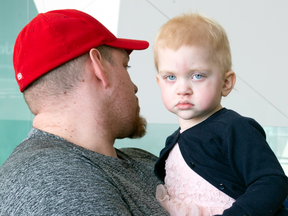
159, 70, 175, 74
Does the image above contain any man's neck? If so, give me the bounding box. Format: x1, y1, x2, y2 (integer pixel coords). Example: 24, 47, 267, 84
32, 110, 118, 158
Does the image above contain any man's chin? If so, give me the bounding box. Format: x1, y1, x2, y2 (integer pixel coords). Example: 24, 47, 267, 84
128, 115, 147, 139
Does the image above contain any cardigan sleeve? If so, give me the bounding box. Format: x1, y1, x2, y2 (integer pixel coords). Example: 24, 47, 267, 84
220, 117, 288, 216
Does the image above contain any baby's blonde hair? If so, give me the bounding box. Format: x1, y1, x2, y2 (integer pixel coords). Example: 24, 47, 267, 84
154, 13, 232, 73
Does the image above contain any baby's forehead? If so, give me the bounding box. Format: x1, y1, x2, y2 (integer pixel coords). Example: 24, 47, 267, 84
158, 45, 216, 62
158, 46, 222, 71
156, 43, 227, 74
157, 43, 213, 55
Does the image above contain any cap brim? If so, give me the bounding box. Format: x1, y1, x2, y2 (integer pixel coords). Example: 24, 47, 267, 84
105, 38, 149, 54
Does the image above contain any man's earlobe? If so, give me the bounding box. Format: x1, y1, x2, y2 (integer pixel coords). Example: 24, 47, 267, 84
89, 48, 109, 88
222, 71, 236, 97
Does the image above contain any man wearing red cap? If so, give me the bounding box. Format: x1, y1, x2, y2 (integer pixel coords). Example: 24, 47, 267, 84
0, 9, 169, 215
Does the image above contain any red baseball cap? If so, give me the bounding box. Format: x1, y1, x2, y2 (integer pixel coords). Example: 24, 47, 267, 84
13, 9, 149, 92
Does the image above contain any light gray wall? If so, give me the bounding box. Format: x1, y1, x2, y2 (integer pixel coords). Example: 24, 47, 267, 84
117, 0, 288, 127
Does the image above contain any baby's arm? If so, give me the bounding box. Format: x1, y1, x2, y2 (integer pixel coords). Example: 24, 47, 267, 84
222, 118, 288, 215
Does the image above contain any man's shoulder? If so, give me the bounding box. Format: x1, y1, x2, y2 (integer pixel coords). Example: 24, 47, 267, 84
0, 129, 106, 180
119, 147, 158, 163
0, 132, 119, 214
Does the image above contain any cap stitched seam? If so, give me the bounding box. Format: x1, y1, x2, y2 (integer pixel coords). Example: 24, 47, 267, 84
42, 14, 71, 58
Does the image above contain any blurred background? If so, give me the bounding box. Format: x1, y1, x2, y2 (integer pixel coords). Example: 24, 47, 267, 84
1, 0, 288, 173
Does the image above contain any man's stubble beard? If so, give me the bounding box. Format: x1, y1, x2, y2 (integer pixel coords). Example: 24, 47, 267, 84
128, 104, 147, 139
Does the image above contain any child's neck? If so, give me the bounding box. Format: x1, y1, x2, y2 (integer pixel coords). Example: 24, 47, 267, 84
178, 105, 223, 133
178, 119, 200, 133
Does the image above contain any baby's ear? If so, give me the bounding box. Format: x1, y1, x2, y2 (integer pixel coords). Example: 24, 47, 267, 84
156, 74, 160, 86
222, 71, 236, 97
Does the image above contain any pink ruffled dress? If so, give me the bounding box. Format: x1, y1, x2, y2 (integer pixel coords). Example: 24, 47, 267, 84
156, 143, 235, 216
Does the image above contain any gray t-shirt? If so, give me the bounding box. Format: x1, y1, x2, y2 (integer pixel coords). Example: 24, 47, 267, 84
0, 128, 169, 216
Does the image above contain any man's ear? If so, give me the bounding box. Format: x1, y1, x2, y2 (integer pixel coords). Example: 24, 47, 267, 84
222, 71, 236, 97
89, 48, 109, 89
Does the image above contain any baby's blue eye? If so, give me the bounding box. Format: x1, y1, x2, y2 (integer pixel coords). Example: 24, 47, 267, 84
167, 75, 176, 81
193, 74, 203, 80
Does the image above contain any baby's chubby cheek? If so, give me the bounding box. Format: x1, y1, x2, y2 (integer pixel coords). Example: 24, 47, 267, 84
160, 93, 173, 110
198, 94, 220, 111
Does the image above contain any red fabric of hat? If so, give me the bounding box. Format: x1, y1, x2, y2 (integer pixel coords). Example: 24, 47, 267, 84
13, 9, 149, 92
